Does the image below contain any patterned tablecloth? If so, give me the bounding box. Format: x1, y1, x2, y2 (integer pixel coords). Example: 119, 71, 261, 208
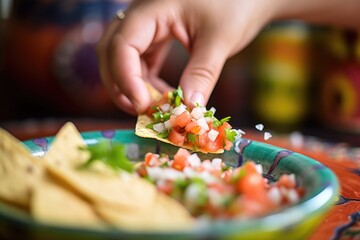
2, 119, 360, 239
250, 132, 360, 240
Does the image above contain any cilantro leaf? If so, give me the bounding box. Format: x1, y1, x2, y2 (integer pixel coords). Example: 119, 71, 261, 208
225, 129, 237, 142
152, 110, 171, 123
213, 116, 231, 128
168, 87, 184, 107
78, 140, 134, 172
157, 129, 170, 139
204, 110, 214, 118
176, 86, 184, 100
187, 133, 196, 144
220, 116, 231, 124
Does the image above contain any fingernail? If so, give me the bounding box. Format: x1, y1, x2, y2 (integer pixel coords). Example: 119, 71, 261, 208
190, 92, 205, 107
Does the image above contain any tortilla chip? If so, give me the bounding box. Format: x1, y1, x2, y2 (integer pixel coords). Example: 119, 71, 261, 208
95, 192, 194, 231
0, 128, 44, 207
46, 165, 157, 209
136, 117, 224, 154
44, 122, 89, 168
145, 82, 163, 102
42, 122, 157, 209
31, 180, 103, 228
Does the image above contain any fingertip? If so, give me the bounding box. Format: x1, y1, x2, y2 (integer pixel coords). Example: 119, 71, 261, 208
113, 89, 151, 115
131, 86, 153, 114
188, 91, 205, 108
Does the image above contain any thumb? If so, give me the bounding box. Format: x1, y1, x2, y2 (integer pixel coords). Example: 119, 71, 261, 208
179, 38, 228, 108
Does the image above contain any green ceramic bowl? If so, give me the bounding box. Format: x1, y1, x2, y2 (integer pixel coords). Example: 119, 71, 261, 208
0, 130, 339, 240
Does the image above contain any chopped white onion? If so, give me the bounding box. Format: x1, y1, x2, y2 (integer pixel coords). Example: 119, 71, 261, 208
146, 167, 162, 180
184, 183, 201, 206
208, 129, 219, 142
288, 174, 296, 185
164, 119, 172, 129
188, 153, 201, 167
204, 117, 213, 123
286, 189, 299, 203
208, 188, 222, 206
153, 122, 166, 133
197, 117, 209, 133
161, 168, 185, 181
160, 103, 171, 112
255, 124, 264, 131
264, 132, 272, 140
255, 164, 263, 174
237, 129, 246, 135
209, 107, 216, 115
183, 167, 196, 178
211, 158, 222, 169
171, 103, 187, 115
191, 106, 204, 119
201, 160, 213, 170
234, 140, 241, 153
267, 187, 282, 205
198, 171, 217, 184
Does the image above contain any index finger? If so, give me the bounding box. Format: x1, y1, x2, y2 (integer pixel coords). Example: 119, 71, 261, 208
108, 12, 158, 113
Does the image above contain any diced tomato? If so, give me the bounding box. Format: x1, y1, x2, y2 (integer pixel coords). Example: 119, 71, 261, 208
208, 182, 230, 194
175, 148, 191, 158
201, 138, 223, 152
236, 174, 258, 193
172, 148, 191, 171
169, 115, 178, 127
217, 122, 232, 138
157, 180, 174, 195
168, 129, 186, 146
144, 153, 158, 166
222, 170, 233, 183
136, 164, 148, 177
185, 121, 201, 134
236, 172, 266, 197
196, 133, 210, 147
241, 195, 273, 217
277, 174, 296, 189
243, 162, 259, 175
235, 163, 271, 204
224, 139, 233, 150
175, 111, 192, 128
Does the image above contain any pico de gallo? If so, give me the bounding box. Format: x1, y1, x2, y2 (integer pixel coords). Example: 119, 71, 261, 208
135, 148, 304, 219
145, 87, 240, 153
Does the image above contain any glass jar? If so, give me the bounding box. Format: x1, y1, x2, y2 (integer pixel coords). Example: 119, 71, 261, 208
252, 21, 311, 132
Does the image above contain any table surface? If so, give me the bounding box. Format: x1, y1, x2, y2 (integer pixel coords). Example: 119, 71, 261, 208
1, 118, 360, 240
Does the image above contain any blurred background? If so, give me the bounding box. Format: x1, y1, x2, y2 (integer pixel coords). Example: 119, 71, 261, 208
1, 0, 360, 145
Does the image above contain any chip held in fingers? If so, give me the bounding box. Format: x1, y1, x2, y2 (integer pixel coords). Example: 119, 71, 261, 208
136, 85, 239, 154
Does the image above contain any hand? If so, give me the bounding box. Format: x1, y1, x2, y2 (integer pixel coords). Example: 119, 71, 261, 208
96, 0, 275, 114
96, 0, 360, 115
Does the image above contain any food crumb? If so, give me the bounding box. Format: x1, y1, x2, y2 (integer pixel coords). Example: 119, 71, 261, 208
255, 124, 264, 131
264, 132, 272, 140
